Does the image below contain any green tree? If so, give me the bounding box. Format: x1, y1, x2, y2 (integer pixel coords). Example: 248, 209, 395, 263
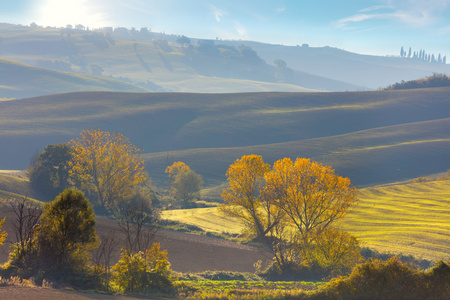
69, 129, 147, 210
36, 189, 98, 272
166, 162, 203, 207
28, 143, 73, 200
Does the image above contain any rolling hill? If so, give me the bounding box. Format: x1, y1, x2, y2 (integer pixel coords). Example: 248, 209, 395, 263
0, 23, 370, 97
1, 23, 448, 96
0, 88, 449, 188
0, 58, 150, 98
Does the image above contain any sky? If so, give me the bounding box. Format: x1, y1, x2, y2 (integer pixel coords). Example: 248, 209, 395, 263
1, 0, 450, 56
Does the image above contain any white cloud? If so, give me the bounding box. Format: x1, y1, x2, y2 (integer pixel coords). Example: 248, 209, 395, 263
336, 0, 450, 29
235, 22, 248, 38
211, 5, 226, 22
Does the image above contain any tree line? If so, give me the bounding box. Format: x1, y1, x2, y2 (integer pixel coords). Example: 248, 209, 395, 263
384, 73, 450, 90
399, 46, 446, 64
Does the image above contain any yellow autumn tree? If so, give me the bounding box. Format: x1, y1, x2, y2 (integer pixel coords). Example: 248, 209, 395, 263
264, 157, 359, 275
69, 129, 147, 209
222, 155, 360, 277
221, 155, 286, 246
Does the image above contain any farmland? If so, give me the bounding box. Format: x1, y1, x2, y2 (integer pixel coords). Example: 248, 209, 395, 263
162, 179, 450, 261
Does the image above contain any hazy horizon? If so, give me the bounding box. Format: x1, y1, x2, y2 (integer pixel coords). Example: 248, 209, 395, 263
1, 0, 450, 57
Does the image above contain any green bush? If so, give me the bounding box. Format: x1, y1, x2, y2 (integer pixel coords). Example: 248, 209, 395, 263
3, 189, 100, 289
111, 243, 174, 294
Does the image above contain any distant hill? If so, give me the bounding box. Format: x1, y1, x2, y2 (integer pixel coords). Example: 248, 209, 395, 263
0, 58, 150, 99
1, 88, 449, 187
0, 23, 363, 97
223, 41, 450, 90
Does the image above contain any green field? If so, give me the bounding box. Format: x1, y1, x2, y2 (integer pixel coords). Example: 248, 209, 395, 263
162, 180, 450, 261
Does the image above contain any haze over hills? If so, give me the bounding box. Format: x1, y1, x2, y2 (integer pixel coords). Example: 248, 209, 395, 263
0, 22, 449, 188
1, 88, 448, 188
1, 23, 448, 98
0, 58, 150, 98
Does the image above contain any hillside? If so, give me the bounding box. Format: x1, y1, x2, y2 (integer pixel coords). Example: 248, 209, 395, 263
236, 41, 450, 90
0, 58, 150, 98
0, 88, 449, 187
0, 23, 365, 96
161, 180, 450, 262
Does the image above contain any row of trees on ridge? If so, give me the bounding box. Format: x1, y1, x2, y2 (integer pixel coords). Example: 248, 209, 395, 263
399, 46, 446, 64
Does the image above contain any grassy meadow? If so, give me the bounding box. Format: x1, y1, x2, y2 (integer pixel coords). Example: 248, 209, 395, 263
162, 179, 450, 262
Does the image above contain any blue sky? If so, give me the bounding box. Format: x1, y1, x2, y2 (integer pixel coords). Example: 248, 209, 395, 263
1, 0, 450, 56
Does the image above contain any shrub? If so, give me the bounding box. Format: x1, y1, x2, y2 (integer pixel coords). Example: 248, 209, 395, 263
321, 257, 450, 300
111, 243, 174, 294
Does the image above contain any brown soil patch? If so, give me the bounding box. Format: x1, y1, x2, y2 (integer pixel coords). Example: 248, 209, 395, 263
0, 208, 272, 273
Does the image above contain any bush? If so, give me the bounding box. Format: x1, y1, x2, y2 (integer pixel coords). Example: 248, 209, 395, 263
111, 243, 174, 294
360, 247, 433, 269
321, 257, 450, 300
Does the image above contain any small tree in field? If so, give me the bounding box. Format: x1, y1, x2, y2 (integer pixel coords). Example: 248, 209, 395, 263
8, 197, 41, 266
166, 161, 203, 207
116, 189, 159, 253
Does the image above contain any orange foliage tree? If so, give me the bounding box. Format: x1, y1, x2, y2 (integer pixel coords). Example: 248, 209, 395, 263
69, 129, 147, 209
222, 155, 360, 276
221, 155, 285, 241
264, 157, 357, 236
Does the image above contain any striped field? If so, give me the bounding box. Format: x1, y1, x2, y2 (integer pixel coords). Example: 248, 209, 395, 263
162, 180, 450, 261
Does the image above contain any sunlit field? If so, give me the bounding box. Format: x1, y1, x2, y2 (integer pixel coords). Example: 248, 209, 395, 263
339, 180, 450, 261
162, 180, 450, 261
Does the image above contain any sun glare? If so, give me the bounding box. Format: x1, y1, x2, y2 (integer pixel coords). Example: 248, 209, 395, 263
37, 0, 110, 28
